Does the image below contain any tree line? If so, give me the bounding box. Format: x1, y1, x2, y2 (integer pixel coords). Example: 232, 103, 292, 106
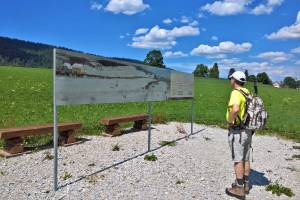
143, 49, 299, 89
227, 68, 272, 85
282, 77, 300, 89
193, 63, 219, 78
192, 64, 275, 87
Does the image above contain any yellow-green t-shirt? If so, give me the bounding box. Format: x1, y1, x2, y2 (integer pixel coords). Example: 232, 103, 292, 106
226, 88, 250, 124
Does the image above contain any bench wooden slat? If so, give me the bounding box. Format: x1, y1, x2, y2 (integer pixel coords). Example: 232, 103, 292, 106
0, 122, 82, 140
100, 114, 148, 125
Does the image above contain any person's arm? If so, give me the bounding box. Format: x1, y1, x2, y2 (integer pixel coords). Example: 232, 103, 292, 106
227, 90, 241, 127
227, 104, 240, 126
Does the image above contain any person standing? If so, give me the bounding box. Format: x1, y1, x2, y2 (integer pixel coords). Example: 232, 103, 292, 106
225, 71, 252, 200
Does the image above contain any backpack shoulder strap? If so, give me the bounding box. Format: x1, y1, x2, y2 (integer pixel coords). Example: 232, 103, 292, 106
235, 89, 250, 99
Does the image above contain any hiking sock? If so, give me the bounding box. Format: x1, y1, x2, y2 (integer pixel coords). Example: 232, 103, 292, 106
236, 178, 244, 186
243, 175, 249, 183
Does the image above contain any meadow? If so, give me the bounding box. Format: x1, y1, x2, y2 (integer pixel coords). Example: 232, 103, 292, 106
0, 66, 300, 147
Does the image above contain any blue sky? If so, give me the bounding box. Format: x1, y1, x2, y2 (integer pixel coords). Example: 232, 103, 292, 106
1, 0, 300, 81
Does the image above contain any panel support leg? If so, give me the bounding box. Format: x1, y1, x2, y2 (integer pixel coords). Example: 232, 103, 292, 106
147, 102, 152, 152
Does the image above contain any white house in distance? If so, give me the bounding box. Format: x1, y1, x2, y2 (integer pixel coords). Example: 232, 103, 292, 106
273, 82, 280, 88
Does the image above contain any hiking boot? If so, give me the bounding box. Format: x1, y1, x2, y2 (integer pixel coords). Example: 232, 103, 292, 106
232, 181, 250, 195
226, 183, 245, 200
244, 181, 250, 194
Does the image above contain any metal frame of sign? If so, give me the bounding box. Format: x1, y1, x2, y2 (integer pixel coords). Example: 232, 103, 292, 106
52, 48, 195, 191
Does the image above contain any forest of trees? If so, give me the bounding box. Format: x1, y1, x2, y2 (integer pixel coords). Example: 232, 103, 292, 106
0, 36, 54, 67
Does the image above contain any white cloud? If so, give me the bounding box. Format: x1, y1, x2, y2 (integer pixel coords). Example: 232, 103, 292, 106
168, 60, 300, 81
105, 0, 149, 15
191, 41, 252, 55
266, 11, 300, 40
169, 26, 200, 37
180, 16, 191, 24
206, 54, 227, 59
135, 28, 149, 35
90, 2, 103, 11
163, 18, 172, 24
265, 66, 300, 80
291, 46, 300, 54
251, 4, 273, 15
231, 62, 270, 70
198, 13, 204, 18
201, 0, 251, 16
130, 25, 200, 49
295, 60, 300, 65
268, 0, 284, 6
256, 51, 291, 63
218, 58, 241, 65
164, 51, 188, 58
179, 16, 198, 26
218, 59, 274, 77
211, 36, 219, 41
251, 0, 284, 15
189, 20, 199, 27
216, 57, 300, 81
201, 0, 284, 16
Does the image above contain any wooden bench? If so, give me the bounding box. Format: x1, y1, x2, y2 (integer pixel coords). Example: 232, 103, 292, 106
0, 122, 82, 156
100, 114, 148, 136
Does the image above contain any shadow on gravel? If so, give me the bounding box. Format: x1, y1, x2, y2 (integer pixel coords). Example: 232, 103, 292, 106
25, 137, 91, 152
121, 127, 156, 135
58, 128, 206, 190
250, 169, 270, 186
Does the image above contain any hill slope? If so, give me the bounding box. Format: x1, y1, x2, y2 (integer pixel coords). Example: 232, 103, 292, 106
0, 36, 144, 68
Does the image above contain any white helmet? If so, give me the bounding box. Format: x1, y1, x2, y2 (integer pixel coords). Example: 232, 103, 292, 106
229, 71, 246, 83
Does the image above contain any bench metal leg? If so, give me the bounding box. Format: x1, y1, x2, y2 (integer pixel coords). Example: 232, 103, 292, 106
59, 130, 76, 145
105, 124, 121, 136
133, 120, 147, 130
0, 137, 24, 156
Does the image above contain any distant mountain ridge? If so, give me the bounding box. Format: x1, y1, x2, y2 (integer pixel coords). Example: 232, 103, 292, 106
0, 36, 144, 68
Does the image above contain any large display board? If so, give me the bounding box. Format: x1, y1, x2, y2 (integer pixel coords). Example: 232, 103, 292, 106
52, 48, 195, 191
55, 49, 193, 105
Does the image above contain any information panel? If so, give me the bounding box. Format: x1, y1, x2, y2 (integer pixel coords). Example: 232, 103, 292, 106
55, 49, 193, 105
170, 71, 194, 99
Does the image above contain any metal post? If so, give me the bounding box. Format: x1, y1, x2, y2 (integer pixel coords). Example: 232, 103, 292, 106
254, 80, 258, 96
147, 102, 152, 152
53, 48, 59, 191
189, 98, 195, 139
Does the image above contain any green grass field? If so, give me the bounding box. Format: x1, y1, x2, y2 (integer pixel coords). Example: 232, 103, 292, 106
1, 66, 300, 147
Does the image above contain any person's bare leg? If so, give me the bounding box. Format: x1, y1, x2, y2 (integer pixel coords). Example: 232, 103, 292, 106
244, 160, 250, 176
234, 162, 244, 179
243, 160, 251, 194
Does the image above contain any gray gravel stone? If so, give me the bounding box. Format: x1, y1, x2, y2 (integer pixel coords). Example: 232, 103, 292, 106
0, 122, 299, 199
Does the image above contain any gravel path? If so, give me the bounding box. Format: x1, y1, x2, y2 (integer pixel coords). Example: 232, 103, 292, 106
0, 122, 299, 200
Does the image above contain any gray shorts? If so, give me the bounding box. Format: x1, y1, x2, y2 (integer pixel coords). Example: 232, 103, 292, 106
228, 129, 253, 162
